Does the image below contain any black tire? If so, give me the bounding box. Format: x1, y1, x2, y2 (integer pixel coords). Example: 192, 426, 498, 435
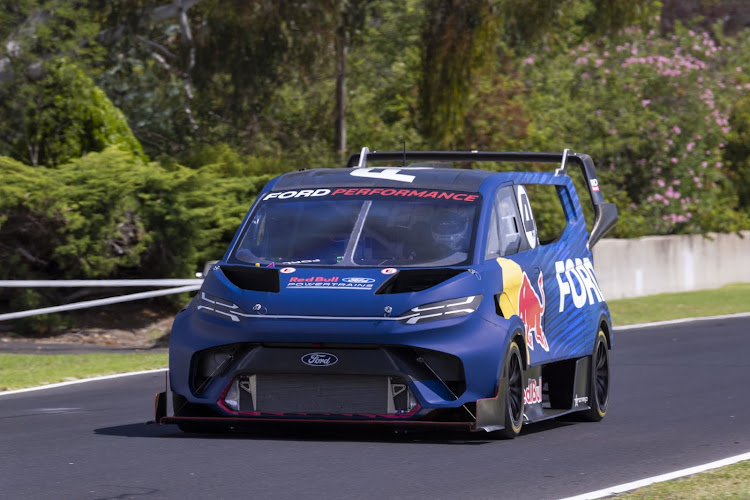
580, 330, 609, 422
493, 340, 524, 439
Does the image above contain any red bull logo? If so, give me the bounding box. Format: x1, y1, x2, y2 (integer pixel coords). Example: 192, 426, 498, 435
518, 271, 549, 352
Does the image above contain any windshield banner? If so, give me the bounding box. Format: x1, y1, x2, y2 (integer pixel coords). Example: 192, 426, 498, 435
263, 188, 480, 202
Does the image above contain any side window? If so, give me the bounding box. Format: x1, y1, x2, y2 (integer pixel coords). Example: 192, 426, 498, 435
523, 184, 567, 245
485, 186, 523, 259
485, 209, 501, 259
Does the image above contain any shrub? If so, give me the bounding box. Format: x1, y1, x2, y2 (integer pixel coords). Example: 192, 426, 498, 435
0, 147, 273, 332
0, 60, 144, 167
520, 22, 750, 236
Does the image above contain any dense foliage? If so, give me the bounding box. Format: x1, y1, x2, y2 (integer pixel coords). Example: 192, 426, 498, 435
0, 147, 272, 330
0, 60, 144, 166
1, 0, 749, 328
520, 23, 750, 236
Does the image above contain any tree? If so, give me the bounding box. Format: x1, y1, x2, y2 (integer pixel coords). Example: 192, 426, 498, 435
417, 0, 660, 147
725, 97, 750, 213
0, 58, 143, 166
520, 22, 748, 236
93, 0, 349, 156
419, 0, 497, 147
0, 0, 104, 82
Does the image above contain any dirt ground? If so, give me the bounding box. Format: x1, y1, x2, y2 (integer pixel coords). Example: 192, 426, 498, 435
0, 302, 178, 350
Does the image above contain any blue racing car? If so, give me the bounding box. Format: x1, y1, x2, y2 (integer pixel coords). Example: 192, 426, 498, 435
155, 148, 618, 438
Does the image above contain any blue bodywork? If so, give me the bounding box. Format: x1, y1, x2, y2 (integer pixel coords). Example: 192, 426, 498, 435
163, 151, 617, 432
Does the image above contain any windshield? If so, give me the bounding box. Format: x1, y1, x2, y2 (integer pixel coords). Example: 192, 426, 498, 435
231, 190, 480, 267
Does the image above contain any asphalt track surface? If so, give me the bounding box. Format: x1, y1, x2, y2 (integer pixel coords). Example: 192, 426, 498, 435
1, 317, 748, 500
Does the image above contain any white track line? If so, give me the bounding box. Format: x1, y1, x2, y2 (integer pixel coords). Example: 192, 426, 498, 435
614, 311, 750, 331
559, 452, 750, 499
0, 368, 167, 397
561, 311, 750, 498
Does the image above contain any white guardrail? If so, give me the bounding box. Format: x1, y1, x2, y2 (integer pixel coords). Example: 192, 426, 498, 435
3, 231, 749, 321
0, 280, 203, 322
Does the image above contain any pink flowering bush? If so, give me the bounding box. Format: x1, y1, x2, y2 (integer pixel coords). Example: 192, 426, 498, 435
519, 21, 750, 237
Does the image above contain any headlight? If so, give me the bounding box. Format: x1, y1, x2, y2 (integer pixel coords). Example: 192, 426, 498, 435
197, 292, 249, 322
399, 295, 482, 325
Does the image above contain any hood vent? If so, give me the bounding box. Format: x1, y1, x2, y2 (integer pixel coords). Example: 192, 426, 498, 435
376, 269, 466, 294
220, 265, 280, 293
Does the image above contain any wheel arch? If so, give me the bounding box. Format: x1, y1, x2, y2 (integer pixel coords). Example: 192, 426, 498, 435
499, 322, 528, 379
598, 314, 612, 350
489, 324, 527, 393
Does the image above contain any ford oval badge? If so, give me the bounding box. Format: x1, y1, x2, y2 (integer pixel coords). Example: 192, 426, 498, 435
301, 352, 339, 367
342, 277, 376, 284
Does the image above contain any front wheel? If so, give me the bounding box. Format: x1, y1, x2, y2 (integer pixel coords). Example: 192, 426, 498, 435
580, 330, 610, 421
493, 340, 524, 439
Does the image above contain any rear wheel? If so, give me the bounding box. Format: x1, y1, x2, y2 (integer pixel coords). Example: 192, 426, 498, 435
493, 341, 524, 439
580, 329, 609, 421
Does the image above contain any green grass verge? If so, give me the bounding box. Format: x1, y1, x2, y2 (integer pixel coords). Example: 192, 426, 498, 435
608, 282, 750, 326
615, 460, 750, 499
0, 352, 167, 391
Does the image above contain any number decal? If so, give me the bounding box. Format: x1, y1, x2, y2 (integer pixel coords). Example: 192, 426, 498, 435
350, 168, 416, 183
516, 185, 537, 249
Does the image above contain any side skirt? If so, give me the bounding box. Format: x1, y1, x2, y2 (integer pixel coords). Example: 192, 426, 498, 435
473, 355, 592, 431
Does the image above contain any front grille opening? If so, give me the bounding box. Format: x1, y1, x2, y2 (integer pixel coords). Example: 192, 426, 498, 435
445, 381, 467, 397
220, 265, 280, 292
221, 374, 418, 416
412, 348, 466, 398
375, 269, 466, 294
190, 344, 255, 395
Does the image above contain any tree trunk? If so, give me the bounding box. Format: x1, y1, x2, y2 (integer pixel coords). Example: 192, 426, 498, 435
334, 26, 348, 160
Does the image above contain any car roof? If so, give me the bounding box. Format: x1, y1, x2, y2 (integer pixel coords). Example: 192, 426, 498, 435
260, 148, 618, 249
271, 167, 503, 192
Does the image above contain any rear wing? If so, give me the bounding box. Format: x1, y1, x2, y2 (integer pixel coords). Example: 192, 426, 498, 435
345, 148, 618, 248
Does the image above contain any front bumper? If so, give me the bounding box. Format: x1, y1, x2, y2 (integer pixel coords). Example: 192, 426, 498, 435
164, 290, 517, 428
170, 344, 476, 422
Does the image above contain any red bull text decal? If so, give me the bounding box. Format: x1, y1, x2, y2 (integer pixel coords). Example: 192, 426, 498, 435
287, 276, 375, 290
523, 377, 543, 405
518, 271, 549, 352
555, 257, 604, 312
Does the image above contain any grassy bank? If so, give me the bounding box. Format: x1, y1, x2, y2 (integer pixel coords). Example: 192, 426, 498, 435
609, 282, 750, 326
0, 352, 167, 391
616, 459, 750, 499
